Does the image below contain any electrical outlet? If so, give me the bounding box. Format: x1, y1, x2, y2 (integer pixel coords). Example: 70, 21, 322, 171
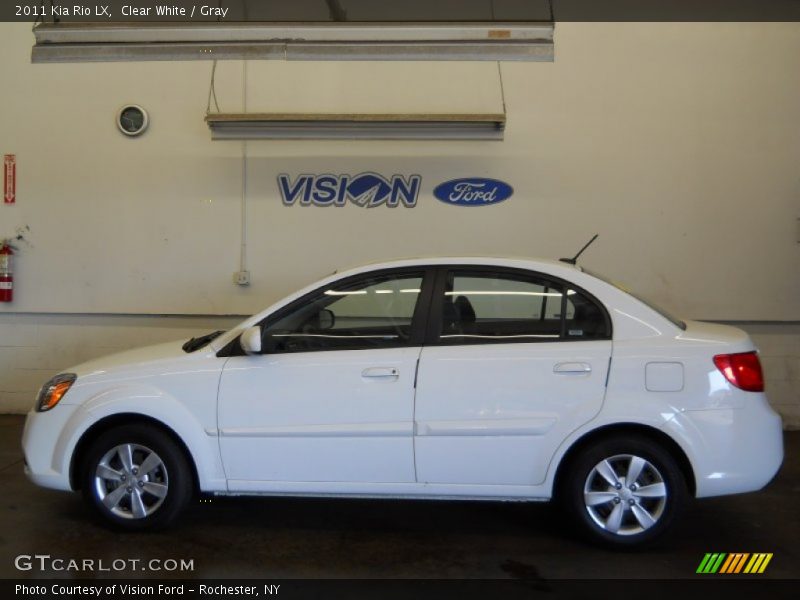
233, 270, 250, 286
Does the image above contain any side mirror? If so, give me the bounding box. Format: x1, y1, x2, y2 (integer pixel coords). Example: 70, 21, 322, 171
317, 309, 335, 331
239, 326, 262, 355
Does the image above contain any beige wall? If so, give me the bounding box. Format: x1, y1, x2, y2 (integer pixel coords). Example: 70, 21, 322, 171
0, 22, 798, 424
1, 23, 798, 319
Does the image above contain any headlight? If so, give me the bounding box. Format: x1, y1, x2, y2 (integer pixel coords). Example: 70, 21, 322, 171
36, 373, 77, 412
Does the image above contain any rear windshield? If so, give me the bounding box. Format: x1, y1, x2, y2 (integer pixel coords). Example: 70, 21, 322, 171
582, 268, 687, 331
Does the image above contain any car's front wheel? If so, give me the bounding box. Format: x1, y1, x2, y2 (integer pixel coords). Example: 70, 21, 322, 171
81, 424, 192, 530
560, 435, 688, 548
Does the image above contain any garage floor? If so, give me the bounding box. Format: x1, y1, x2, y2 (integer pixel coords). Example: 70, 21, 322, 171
1, 415, 797, 580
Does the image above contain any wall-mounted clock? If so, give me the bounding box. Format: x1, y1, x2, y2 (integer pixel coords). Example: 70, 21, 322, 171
116, 105, 149, 137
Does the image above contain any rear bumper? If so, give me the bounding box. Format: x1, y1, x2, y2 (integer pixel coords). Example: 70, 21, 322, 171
662, 393, 783, 498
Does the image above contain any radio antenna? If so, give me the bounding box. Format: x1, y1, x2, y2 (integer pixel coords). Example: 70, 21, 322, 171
560, 234, 599, 265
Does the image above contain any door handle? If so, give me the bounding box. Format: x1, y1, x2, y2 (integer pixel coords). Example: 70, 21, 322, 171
362, 367, 399, 379
554, 362, 592, 374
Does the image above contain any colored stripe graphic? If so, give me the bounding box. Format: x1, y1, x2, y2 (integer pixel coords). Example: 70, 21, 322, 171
696, 554, 713, 573
718, 554, 734, 573
720, 553, 749, 573
758, 554, 773, 573
710, 553, 726, 573
743, 553, 773, 574
698, 552, 773, 574
697, 553, 727, 574
719, 554, 735, 573
733, 553, 750, 573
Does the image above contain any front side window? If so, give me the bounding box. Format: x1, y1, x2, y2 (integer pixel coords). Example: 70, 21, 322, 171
263, 271, 424, 353
438, 270, 609, 344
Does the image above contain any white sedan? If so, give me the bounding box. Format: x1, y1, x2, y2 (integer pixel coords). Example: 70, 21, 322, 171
22, 257, 783, 547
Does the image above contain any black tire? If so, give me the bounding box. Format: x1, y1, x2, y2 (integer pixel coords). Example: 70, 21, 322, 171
81, 424, 193, 530
559, 435, 688, 548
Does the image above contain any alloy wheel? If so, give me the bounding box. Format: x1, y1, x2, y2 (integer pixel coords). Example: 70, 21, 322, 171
93, 443, 169, 519
582, 453, 668, 536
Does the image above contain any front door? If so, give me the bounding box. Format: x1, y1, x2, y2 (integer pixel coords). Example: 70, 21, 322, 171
218, 268, 431, 490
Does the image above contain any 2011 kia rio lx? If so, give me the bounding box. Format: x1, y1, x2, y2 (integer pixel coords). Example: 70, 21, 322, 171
22, 257, 783, 547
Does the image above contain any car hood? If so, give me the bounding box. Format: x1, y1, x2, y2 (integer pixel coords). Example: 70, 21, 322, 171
66, 340, 192, 379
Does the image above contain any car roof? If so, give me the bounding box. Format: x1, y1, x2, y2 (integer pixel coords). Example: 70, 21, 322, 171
335, 256, 580, 275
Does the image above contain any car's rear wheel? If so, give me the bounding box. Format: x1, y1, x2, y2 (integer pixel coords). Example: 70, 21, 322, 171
560, 435, 688, 548
81, 424, 192, 530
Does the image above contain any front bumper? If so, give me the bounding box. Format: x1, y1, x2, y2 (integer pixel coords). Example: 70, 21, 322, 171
22, 405, 82, 492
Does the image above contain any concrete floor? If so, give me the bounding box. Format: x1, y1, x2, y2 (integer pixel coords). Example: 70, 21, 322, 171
1, 415, 797, 580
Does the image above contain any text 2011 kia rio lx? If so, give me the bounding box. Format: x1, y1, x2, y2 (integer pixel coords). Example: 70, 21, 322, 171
22, 257, 783, 547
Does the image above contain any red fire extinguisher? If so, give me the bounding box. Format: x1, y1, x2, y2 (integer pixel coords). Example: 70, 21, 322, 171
0, 244, 13, 302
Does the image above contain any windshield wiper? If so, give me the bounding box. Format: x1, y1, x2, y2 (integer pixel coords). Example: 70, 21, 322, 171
182, 330, 225, 353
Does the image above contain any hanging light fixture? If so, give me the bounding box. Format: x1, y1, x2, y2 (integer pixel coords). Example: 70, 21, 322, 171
205, 112, 506, 141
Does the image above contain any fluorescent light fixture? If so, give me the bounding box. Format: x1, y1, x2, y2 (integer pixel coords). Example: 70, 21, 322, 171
445, 291, 564, 297
31, 22, 554, 63
440, 334, 560, 339
444, 289, 577, 296
324, 289, 367, 296
272, 333, 398, 339
206, 113, 506, 141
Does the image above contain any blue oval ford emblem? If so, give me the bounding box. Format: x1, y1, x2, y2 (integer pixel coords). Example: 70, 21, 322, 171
433, 178, 513, 206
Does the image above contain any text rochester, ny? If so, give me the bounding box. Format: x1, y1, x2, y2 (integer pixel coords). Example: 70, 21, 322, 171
16, 584, 281, 596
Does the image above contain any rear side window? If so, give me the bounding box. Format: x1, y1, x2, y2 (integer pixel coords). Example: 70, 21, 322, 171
438, 270, 609, 344
582, 268, 686, 330
563, 288, 611, 340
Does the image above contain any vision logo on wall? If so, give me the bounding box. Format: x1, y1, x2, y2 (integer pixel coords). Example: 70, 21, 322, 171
278, 173, 421, 208
433, 178, 513, 207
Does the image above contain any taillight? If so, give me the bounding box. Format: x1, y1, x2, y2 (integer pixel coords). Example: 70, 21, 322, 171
713, 352, 764, 392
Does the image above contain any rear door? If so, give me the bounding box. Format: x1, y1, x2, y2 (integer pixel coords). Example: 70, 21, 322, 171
414, 267, 612, 486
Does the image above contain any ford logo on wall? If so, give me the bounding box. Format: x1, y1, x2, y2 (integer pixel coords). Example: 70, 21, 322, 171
433, 178, 514, 207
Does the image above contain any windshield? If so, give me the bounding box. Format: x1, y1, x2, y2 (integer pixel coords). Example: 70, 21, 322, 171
582, 268, 687, 330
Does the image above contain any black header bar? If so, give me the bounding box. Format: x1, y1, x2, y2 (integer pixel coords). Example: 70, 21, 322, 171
2, 0, 800, 23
